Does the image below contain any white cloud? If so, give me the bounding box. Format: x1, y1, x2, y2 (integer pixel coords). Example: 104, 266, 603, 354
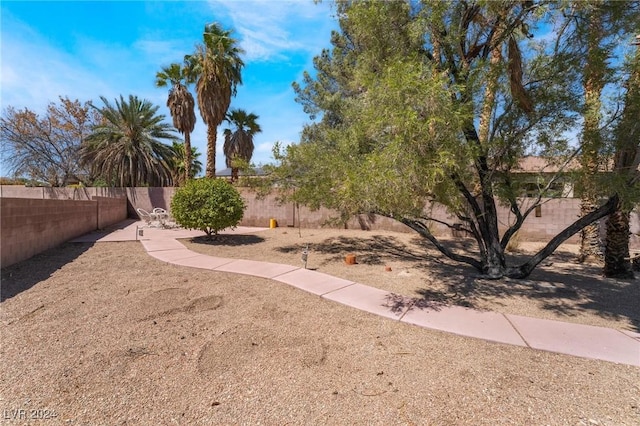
207, 0, 336, 62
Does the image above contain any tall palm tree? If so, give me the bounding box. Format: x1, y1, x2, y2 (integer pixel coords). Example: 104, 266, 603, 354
577, 4, 606, 263
169, 141, 203, 186
223, 108, 261, 182
604, 35, 640, 278
185, 22, 245, 178
155, 63, 197, 184
81, 95, 177, 187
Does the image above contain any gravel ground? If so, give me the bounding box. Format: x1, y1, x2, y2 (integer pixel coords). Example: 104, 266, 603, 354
183, 228, 640, 332
1, 231, 639, 425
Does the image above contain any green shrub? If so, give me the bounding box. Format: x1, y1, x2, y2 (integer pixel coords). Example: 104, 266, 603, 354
171, 178, 246, 238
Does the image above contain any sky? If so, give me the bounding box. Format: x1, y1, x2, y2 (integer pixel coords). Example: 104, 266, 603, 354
0, 0, 339, 174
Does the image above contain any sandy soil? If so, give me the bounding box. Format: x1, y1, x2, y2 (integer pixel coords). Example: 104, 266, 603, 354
1, 228, 639, 425
183, 228, 640, 332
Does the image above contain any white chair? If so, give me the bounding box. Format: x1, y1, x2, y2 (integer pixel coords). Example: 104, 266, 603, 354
152, 208, 169, 227
136, 208, 160, 227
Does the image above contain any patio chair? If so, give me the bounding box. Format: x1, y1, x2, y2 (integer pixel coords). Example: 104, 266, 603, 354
136, 208, 160, 227
152, 207, 169, 227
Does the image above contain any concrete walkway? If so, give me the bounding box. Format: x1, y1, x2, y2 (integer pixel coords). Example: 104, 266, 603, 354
72, 220, 640, 367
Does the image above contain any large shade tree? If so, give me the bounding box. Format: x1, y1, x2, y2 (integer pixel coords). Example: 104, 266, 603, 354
155, 63, 197, 185
223, 108, 261, 182
268, 0, 634, 279
81, 95, 177, 187
185, 22, 245, 178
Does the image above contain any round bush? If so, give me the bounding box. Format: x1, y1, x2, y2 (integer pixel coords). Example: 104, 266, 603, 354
171, 178, 246, 237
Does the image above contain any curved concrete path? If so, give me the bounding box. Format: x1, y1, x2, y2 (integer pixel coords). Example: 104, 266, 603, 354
72, 221, 640, 367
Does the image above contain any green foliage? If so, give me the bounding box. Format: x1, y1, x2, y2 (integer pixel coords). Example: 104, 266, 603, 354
169, 141, 203, 186
223, 108, 261, 182
268, 0, 637, 278
81, 95, 178, 187
185, 22, 245, 178
170, 178, 245, 237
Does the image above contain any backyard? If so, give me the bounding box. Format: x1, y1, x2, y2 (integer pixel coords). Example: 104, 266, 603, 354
1, 228, 638, 424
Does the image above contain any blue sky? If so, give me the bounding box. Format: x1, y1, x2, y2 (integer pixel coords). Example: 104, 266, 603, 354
1, 0, 338, 173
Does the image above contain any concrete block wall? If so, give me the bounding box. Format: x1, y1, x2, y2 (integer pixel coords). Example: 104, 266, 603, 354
95, 196, 128, 229
0, 186, 128, 201
125, 187, 174, 218
239, 189, 290, 227
496, 198, 584, 243
1, 196, 128, 268
1, 198, 96, 268
105, 186, 591, 244
3, 185, 638, 264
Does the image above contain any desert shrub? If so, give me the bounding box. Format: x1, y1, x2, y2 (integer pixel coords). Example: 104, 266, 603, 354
171, 178, 245, 238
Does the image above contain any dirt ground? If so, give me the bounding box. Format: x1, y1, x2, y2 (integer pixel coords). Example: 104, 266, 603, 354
1, 228, 639, 425
183, 228, 640, 332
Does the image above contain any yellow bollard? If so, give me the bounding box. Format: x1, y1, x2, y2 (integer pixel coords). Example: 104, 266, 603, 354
269, 218, 277, 228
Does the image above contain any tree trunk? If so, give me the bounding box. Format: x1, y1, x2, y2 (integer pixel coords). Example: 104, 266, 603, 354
603, 40, 639, 278
205, 126, 217, 178
604, 206, 633, 278
578, 8, 605, 263
509, 195, 618, 278
478, 27, 502, 145
184, 131, 192, 183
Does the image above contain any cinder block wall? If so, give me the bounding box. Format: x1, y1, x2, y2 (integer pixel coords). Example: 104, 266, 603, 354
1, 196, 128, 268
1, 198, 96, 268
2, 186, 637, 258
124, 187, 634, 247
496, 198, 583, 243
95, 196, 128, 229
239, 190, 289, 227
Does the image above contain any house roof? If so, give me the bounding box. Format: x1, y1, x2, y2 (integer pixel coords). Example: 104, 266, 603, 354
513, 156, 580, 174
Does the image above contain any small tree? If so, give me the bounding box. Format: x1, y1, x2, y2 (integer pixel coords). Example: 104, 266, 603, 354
171, 178, 245, 238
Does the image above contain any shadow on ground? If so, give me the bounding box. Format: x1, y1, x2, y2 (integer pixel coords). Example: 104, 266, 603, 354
190, 234, 265, 247
1, 242, 93, 302
277, 234, 429, 265
279, 234, 640, 332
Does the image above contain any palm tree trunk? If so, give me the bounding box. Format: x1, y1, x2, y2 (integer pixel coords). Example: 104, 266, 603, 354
478, 35, 501, 145
184, 132, 192, 183
578, 8, 605, 263
478, 10, 507, 145
604, 206, 633, 278
603, 39, 640, 278
205, 126, 217, 178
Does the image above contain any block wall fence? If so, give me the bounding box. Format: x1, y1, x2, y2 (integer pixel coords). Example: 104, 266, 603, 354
1, 194, 128, 267
1, 185, 638, 268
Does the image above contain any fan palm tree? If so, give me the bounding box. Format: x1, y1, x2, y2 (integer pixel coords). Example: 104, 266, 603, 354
169, 141, 203, 186
223, 108, 261, 182
155, 63, 197, 184
81, 95, 177, 187
185, 22, 245, 178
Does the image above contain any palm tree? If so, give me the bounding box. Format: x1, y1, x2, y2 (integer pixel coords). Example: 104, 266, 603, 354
81, 95, 177, 187
223, 108, 261, 182
185, 22, 245, 178
577, 4, 606, 263
169, 141, 203, 186
155, 63, 197, 184
603, 35, 640, 278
